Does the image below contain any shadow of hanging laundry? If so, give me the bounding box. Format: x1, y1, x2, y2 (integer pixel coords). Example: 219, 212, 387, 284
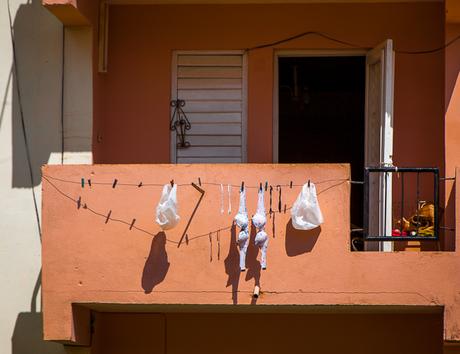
142, 232, 170, 293
245, 226, 261, 286
285, 219, 321, 256
224, 223, 240, 305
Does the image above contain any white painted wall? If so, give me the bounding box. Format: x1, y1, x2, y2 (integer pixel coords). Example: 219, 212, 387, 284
62, 26, 93, 164
0, 1, 92, 353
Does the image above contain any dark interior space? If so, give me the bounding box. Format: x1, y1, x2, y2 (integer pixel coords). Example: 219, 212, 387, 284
278, 56, 365, 236
90, 311, 443, 354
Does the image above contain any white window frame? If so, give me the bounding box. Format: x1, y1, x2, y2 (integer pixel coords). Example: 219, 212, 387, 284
170, 50, 248, 163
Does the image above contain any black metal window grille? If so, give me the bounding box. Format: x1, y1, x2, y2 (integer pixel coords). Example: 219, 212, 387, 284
363, 167, 439, 241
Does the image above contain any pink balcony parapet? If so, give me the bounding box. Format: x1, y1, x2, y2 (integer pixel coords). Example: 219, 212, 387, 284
41, 164, 460, 345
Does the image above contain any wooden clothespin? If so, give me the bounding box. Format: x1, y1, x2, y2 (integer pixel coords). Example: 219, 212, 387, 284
88, 179, 92, 187
129, 219, 136, 230
112, 179, 118, 188
265, 181, 268, 191
241, 181, 244, 192
138, 182, 143, 187
308, 179, 311, 187
259, 182, 263, 191
253, 285, 260, 298
290, 181, 293, 189
170, 179, 174, 187
105, 210, 112, 223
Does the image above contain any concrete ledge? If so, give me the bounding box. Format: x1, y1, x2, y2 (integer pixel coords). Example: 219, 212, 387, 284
42, 3, 90, 26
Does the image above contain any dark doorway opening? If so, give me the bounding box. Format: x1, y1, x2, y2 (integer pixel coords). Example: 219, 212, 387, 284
278, 56, 365, 241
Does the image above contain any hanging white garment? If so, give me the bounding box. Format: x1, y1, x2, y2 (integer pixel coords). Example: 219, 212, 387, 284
252, 188, 268, 269
238, 229, 249, 271
227, 184, 232, 214
234, 187, 248, 229
235, 187, 249, 271
220, 184, 224, 214
254, 230, 268, 270
252, 188, 267, 229
291, 182, 324, 230
155, 184, 180, 230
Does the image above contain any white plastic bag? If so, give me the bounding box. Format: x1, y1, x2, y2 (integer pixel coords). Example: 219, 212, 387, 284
291, 182, 323, 230
155, 184, 180, 230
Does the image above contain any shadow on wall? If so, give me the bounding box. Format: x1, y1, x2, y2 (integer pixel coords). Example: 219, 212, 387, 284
245, 225, 261, 286
142, 232, 170, 293
8, 2, 69, 353
224, 224, 239, 305
285, 220, 321, 256
11, 269, 64, 354
0, 67, 12, 132
9, 0, 64, 188
12, 312, 65, 354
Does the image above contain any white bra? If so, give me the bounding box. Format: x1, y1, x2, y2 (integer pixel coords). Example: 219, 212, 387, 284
252, 188, 266, 230
234, 187, 249, 229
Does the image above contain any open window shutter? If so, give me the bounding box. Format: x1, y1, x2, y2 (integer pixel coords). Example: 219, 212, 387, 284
365, 39, 395, 251
171, 52, 247, 163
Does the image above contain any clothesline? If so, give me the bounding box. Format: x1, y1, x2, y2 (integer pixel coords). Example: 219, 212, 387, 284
42, 174, 360, 189
42, 175, 346, 246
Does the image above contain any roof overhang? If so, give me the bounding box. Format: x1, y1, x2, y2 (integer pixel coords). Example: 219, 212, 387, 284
43, 0, 448, 26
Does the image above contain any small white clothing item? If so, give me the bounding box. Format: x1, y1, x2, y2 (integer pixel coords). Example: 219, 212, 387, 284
254, 230, 268, 269
234, 187, 248, 229
252, 189, 268, 269
234, 187, 249, 271
220, 184, 224, 214
155, 184, 180, 230
252, 189, 267, 229
227, 184, 232, 214
291, 182, 324, 230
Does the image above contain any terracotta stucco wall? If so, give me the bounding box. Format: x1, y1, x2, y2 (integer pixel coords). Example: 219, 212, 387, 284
92, 2, 444, 170
41, 164, 460, 344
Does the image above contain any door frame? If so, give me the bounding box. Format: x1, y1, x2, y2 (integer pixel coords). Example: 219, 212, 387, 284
364, 40, 395, 252
272, 49, 368, 163
171, 50, 248, 163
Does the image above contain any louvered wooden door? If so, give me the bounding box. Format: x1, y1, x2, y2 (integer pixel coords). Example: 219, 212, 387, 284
171, 51, 247, 163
